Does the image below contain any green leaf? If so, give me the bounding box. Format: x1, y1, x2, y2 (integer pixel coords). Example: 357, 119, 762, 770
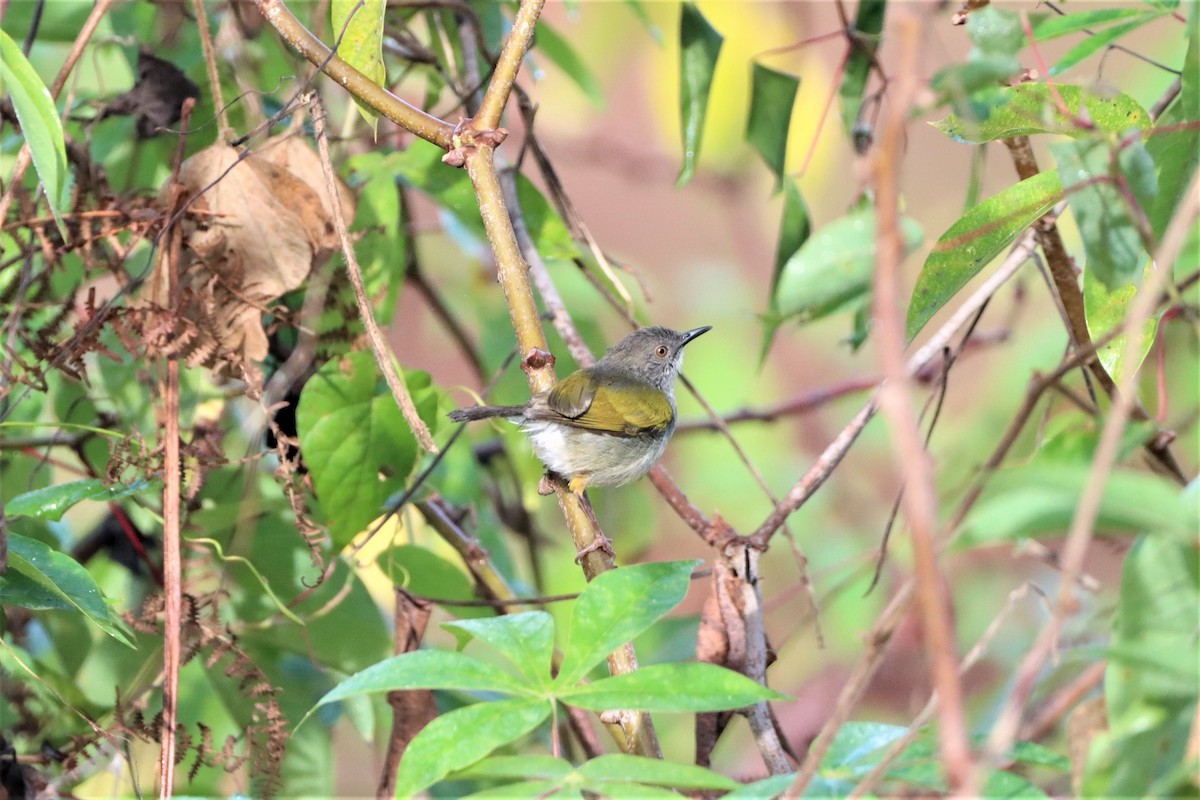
1083, 261, 1157, 380
0, 534, 134, 646
623, 0, 662, 43
295, 352, 435, 549
761, 178, 812, 359
968, 6, 1025, 58
906, 170, 1063, 340
444, 612, 555, 690
556, 560, 698, 686
1145, 18, 1198, 243
930, 84, 1152, 144
1031, 7, 1158, 41
378, 544, 490, 619
577, 754, 740, 791
391, 140, 579, 261
454, 754, 573, 781
331, 0, 385, 135
1052, 137, 1153, 290
1087, 535, 1200, 796
314, 649, 532, 708
838, 0, 886, 135
1049, 16, 1158, 76
4, 478, 151, 521
776, 205, 923, 326
396, 697, 549, 796
536, 22, 604, 107
559, 662, 787, 712
960, 465, 1195, 547
745, 62, 799, 189
349, 153, 406, 324
0, 28, 70, 232
676, 2, 723, 187
455, 754, 738, 794
515, 175, 580, 261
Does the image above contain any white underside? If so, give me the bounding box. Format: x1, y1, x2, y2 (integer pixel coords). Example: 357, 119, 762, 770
521, 420, 668, 487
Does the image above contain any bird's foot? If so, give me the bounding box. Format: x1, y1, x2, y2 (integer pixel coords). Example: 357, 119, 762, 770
574, 531, 615, 564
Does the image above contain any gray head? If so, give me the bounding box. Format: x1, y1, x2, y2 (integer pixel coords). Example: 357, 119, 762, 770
596, 325, 711, 388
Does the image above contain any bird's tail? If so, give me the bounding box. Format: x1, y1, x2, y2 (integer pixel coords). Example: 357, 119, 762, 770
448, 405, 525, 423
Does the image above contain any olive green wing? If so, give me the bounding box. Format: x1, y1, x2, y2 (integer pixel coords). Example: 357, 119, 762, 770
540, 378, 668, 438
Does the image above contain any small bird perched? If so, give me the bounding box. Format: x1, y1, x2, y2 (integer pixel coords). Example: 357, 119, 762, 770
449, 325, 711, 497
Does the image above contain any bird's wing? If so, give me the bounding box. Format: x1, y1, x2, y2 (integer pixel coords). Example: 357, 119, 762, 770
545, 371, 597, 419
533, 375, 671, 437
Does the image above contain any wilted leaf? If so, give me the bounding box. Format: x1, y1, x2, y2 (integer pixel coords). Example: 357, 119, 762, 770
153, 138, 355, 372
96, 51, 199, 139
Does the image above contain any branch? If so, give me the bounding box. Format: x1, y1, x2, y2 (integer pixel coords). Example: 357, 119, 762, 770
471, 0, 544, 131
869, 15, 971, 792
253, 0, 454, 148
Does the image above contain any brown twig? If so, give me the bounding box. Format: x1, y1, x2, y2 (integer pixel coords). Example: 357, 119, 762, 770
190, 0, 231, 142
676, 376, 879, 432
377, 589, 436, 799
870, 14, 972, 792
156, 96, 195, 800
310, 94, 439, 453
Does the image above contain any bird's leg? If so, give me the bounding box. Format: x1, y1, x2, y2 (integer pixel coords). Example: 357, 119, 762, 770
568, 477, 614, 562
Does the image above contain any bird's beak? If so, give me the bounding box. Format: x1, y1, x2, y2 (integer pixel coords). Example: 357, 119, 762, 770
682, 325, 712, 346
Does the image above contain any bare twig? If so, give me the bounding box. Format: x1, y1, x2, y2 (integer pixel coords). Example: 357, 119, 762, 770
190, 0, 231, 142
310, 94, 438, 453
156, 97, 195, 800
870, 15, 972, 792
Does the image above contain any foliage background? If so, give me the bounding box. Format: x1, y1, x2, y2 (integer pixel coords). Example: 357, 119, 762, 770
0, 0, 1196, 796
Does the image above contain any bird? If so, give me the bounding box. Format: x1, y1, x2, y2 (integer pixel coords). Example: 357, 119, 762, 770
449, 325, 711, 497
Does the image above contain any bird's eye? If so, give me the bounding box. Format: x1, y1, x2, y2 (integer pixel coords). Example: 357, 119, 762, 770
655, 345, 669, 357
